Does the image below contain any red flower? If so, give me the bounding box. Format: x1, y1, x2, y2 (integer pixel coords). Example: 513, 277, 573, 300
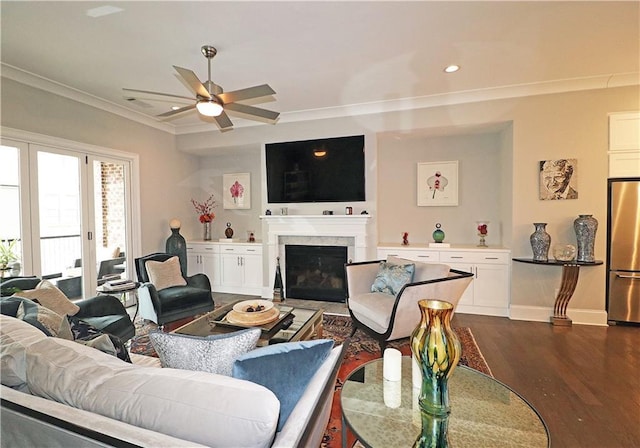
192, 195, 216, 223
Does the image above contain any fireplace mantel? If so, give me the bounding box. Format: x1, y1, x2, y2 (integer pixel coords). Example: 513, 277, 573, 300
260, 214, 373, 297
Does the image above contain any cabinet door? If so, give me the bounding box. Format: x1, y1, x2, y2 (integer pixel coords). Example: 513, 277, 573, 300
186, 250, 202, 277
201, 252, 220, 287
446, 262, 474, 306
221, 253, 243, 286
474, 264, 509, 308
242, 254, 263, 288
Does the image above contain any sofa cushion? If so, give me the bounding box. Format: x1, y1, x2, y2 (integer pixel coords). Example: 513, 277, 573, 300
348, 291, 396, 333
15, 280, 80, 316
0, 315, 47, 390
232, 339, 334, 431
149, 328, 261, 376
157, 286, 212, 312
371, 261, 415, 296
145, 256, 187, 291
387, 256, 450, 283
25, 337, 280, 448
16, 301, 73, 340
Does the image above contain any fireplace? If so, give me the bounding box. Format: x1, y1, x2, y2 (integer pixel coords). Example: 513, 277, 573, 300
285, 245, 347, 302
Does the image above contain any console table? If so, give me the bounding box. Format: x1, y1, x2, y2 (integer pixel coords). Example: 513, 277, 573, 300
513, 258, 603, 326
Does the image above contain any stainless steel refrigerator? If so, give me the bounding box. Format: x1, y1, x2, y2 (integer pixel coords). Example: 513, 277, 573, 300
607, 178, 640, 323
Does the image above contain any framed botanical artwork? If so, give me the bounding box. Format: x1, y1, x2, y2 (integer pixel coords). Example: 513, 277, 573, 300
223, 173, 251, 209
539, 159, 578, 200
417, 161, 459, 206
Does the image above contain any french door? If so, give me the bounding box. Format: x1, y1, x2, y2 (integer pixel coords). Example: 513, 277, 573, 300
0, 137, 135, 299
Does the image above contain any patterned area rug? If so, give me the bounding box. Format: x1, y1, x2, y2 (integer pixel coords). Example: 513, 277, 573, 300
129, 314, 492, 448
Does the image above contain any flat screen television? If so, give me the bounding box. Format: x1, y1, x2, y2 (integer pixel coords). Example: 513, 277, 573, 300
265, 135, 365, 203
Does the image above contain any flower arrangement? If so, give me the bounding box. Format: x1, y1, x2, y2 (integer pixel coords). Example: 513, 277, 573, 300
191, 194, 216, 223
477, 223, 488, 236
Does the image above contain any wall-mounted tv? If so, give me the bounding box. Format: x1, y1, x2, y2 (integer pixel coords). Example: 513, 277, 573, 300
265, 135, 365, 203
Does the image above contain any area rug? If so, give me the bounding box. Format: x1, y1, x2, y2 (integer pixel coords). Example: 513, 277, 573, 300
129, 314, 492, 448
319, 314, 492, 448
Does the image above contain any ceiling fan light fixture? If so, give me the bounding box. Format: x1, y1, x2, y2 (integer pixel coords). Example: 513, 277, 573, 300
196, 99, 223, 117
444, 64, 460, 73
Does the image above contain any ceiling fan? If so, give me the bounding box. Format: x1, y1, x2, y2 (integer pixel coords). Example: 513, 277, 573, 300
123, 45, 279, 131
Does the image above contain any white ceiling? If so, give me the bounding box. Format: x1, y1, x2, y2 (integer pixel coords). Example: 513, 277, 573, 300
2, 1, 639, 134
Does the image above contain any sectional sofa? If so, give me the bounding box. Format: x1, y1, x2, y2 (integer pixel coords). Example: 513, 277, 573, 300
0, 315, 346, 447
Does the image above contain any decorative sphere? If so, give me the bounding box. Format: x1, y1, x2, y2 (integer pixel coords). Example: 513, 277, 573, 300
432, 223, 445, 243
169, 219, 181, 229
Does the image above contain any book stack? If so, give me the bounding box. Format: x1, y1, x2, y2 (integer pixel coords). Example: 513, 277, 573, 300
102, 279, 136, 291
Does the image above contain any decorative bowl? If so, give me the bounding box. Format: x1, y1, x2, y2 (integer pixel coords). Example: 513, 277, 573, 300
553, 244, 577, 262
232, 299, 274, 315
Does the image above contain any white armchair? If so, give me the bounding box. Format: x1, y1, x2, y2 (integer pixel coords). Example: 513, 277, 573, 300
345, 258, 473, 353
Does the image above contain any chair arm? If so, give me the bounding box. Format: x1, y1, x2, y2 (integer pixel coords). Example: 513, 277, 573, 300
186, 273, 211, 291
73, 295, 127, 318
138, 283, 163, 314
345, 260, 382, 297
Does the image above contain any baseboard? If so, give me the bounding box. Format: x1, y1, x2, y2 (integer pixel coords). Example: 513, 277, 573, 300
510, 305, 609, 326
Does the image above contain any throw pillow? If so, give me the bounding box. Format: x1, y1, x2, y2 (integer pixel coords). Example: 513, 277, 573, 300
69, 316, 131, 363
387, 256, 450, 283
371, 261, 415, 296
232, 339, 334, 431
16, 280, 80, 316
145, 256, 187, 290
149, 328, 261, 376
16, 301, 73, 340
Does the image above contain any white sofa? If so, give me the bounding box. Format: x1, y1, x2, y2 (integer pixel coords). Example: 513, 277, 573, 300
0, 315, 346, 448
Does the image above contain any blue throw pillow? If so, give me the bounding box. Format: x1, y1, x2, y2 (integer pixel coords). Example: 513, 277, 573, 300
232, 339, 334, 431
371, 261, 415, 296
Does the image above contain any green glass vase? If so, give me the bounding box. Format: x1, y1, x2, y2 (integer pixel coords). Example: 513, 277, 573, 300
413, 412, 450, 448
411, 300, 461, 416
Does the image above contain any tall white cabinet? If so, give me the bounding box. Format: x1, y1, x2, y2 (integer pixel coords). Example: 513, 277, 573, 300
609, 112, 640, 178
377, 245, 511, 317
186, 241, 263, 296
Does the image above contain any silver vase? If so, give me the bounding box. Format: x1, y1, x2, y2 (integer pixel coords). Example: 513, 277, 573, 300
203, 222, 212, 241
574, 214, 598, 262
530, 223, 551, 262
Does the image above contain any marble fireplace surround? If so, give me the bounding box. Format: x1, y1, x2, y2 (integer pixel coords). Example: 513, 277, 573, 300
261, 215, 372, 298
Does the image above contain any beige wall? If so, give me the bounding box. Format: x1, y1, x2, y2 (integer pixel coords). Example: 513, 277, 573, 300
180, 85, 639, 318
3, 75, 638, 318
1, 78, 200, 254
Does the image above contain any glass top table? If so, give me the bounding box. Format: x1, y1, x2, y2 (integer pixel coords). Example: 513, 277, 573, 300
341, 357, 549, 448
172, 301, 324, 346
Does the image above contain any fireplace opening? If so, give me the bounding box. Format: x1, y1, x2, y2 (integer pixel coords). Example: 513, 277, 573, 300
285, 245, 347, 302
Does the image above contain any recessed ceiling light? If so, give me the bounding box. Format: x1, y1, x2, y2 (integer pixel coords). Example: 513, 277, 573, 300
171, 106, 181, 111
86, 5, 124, 18
444, 65, 460, 73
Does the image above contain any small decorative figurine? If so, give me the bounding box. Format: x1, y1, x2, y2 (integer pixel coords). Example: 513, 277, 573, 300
265, 209, 272, 215
402, 232, 409, 246
247, 231, 256, 243
432, 223, 445, 243
225, 222, 234, 239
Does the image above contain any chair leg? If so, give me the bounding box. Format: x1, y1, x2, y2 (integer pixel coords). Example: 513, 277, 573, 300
379, 340, 387, 354
350, 323, 358, 337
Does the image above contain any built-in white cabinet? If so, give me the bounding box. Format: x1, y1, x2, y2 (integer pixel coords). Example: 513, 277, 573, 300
187, 241, 262, 295
219, 244, 263, 295
377, 245, 511, 317
609, 112, 640, 177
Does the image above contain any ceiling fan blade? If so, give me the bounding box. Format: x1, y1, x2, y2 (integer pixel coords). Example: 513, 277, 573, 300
173, 66, 211, 99
218, 84, 276, 104
214, 111, 234, 130
157, 104, 196, 118
123, 88, 194, 101
224, 103, 280, 121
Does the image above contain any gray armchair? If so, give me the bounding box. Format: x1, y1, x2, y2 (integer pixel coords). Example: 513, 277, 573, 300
345, 258, 473, 353
134, 253, 214, 326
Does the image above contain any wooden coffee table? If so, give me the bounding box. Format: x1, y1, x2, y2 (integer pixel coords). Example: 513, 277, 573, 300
172, 301, 324, 346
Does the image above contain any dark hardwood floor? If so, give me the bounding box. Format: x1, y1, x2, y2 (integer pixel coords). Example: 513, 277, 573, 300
452, 314, 640, 448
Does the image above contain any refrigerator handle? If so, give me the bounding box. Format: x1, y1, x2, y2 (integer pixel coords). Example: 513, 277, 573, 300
616, 273, 640, 280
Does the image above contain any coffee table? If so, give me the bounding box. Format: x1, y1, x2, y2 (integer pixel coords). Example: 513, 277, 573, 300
172, 301, 324, 346
341, 357, 549, 448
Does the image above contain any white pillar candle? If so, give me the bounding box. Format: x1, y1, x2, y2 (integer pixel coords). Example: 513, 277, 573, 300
383, 348, 402, 381
383, 379, 402, 408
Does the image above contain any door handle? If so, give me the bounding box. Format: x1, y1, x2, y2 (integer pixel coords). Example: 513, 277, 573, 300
616, 273, 640, 280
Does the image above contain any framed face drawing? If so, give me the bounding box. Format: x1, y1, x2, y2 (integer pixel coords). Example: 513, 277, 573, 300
223, 173, 251, 209
417, 161, 459, 206
539, 159, 578, 200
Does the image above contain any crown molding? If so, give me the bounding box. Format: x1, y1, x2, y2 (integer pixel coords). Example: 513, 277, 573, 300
4, 62, 638, 136
1, 63, 176, 134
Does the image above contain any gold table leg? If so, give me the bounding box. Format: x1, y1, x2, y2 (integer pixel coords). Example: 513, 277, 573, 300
551, 264, 580, 326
